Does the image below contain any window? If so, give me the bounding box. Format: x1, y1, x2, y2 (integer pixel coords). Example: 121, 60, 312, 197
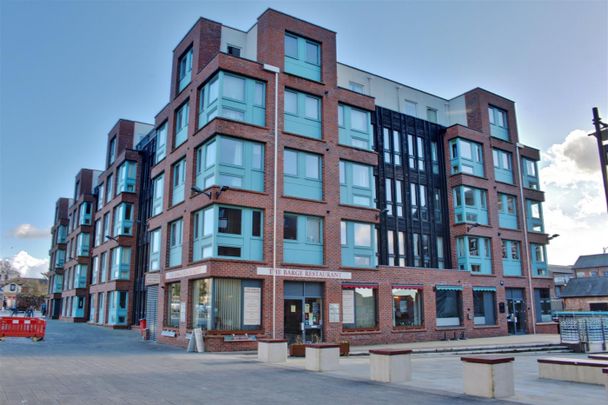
284, 89, 322, 139
105, 174, 113, 204
426, 107, 438, 123
497, 193, 518, 229
341, 221, 376, 268
198, 71, 266, 128
534, 288, 552, 322
488, 105, 509, 141
431, 141, 439, 174
453, 185, 488, 225
349, 81, 365, 94
383, 128, 391, 163
191, 278, 212, 329
456, 236, 492, 274
93, 220, 101, 247
436, 237, 445, 269
169, 219, 183, 267
152, 174, 164, 216
403, 100, 417, 117
174, 101, 189, 148
76, 233, 90, 256
177, 47, 193, 92
97, 183, 104, 210
416, 136, 425, 171
283, 214, 323, 265
155, 122, 167, 164
102, 213, 110, 243
433, 189, 443, 223
526, 200, 544, 232
149, 229, 161, 272
167, 283, 181, 327
172, 158, 186, 206
110, 247, 131, 280
227, 45, 241, 57
492, 148, 513, 184
501, 239, 522, 276
473, 289, 497, 325
530, 243, 548, 276
212, 278, 262, 330
107, 291, 128, 325
284, 33, 321, 81
392, 287, 423, 327
79, 201, 92, 225
392, 130, 402, 166
435, 288, 462, 326
108, 137, 116, 166
342, 287, 377, 329
113, 203, 133, 236
449, 138, 484, 177
339, 160, 374, 208
338, 104, 372, 150
217, 207, 241, 235
100, 252, 107, 283
116, 161, 136, 193
283, 148, 322, 200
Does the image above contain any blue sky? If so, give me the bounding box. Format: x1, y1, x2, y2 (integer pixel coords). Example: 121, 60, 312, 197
1, 0, 607, 272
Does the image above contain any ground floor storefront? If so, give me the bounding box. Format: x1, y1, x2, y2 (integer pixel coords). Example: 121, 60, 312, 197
147, 263, 557, 351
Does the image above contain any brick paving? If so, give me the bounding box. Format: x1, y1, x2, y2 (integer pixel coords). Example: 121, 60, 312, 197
0, 320, 517, 405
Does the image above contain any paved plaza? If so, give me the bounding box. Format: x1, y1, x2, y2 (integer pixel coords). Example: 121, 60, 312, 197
0, 320, 605, 404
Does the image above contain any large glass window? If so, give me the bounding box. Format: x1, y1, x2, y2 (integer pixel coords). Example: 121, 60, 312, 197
167, 283, 181, 327
283, 148, 322, 201
177, 47, 193, 92
341, 221, 376, 268
174, 101, 189, 148
191, 278, 212, 329
149, 228, 161, 272
488, 105, 509, 141
152, 174, 164, 216
212, 278, 262, 330
449, 138, 484, 177
339, 160, 374, 208
169, 219, 183, 267
473, 289, 497, 325
392, 287, 423, 327
435, 288, 463, 327
284, 33, 321, 81
498, 193, 518, 229
110, 247, 131, 280
338, 104, 372, 150
284, 89, 322, 139
534, 288, 552, 322
342, 287, 377, 329
492, 148, 513, 184
456, 236, 492, 274
172, 158, 186, 206
155, 122, 168, 164
283, 214, 323, 265
116, 161, 137, 193
453, 185, 488, 225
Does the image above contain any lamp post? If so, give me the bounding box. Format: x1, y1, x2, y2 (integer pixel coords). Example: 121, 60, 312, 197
591, 108, 608, 212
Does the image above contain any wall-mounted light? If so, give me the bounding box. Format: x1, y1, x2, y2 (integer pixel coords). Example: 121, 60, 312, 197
191, 186, 212, 199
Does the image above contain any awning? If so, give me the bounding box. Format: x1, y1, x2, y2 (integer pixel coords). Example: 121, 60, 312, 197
473, 286, 496, 292
392, 284, 424, 290
342, 282, 378, 289
436, 285, 463, 291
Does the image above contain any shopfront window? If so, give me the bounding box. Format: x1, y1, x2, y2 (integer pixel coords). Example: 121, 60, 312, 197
392, 287, 423, 327
167, 283, 181, 328
435, 288, 462, 327
212, 278, 262, 331
342, 286, 377, 329
473, 289, 497, 325
191, 279, 212, 329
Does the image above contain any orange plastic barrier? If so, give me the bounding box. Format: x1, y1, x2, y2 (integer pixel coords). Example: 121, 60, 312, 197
0, 317, 46, 341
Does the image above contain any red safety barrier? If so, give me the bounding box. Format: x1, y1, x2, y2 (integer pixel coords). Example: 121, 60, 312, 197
0, 317, 46, 341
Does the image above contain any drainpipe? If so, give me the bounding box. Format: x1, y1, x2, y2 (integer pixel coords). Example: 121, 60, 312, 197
516, 142, 537, 334
264, 64, 280, 339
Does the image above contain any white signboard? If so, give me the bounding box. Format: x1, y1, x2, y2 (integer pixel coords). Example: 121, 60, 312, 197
329, 303, 340, 323
257, 267, 351, 280
342, 290, 355, 324
243, 287, 261, 326
165, 265, 207, 281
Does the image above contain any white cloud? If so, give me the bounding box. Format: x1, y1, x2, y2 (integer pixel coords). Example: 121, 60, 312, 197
9, 251, 48, 279
542, 129, 608, 265
10, 224, 50, 239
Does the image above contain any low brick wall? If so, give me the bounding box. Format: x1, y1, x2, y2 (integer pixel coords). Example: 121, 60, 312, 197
535, 323, 558, 334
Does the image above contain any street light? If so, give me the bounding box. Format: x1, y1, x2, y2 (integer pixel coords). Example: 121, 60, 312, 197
105, 235, 118, 242
547, 234, 560, 241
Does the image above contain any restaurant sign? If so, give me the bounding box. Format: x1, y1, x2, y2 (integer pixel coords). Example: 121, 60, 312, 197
256, 267, 351, 280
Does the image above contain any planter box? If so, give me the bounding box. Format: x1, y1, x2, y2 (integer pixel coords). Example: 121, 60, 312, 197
289, 343, 306, 357
339, 341, 350, 356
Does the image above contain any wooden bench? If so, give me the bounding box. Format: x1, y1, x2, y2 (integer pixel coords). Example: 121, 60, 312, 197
537, 357, 608, 385
257, 339, 288, 363
461, 356, 515, 398
305, 343, 340, 371
369, 349, 412, 383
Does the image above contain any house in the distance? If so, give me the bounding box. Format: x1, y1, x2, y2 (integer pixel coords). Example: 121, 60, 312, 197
561, 277, 608, 311
572, 253, 608, 278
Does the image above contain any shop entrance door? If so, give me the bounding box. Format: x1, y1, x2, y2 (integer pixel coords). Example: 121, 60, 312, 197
506, 288, 526, 335
283, 282, 323, 344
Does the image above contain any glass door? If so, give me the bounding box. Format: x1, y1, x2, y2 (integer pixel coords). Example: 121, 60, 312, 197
507, 298, 526, 334
284, 299, 303, 344
304, 297, 322, 343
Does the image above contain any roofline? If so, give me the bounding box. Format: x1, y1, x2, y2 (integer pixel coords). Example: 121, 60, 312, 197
259, 8, 337, 34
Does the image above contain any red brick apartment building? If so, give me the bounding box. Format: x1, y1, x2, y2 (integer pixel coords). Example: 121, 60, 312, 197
48, 9, 555, 350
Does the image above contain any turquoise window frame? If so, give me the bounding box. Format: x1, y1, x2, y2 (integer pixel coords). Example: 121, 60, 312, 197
172, 158, 186, 206
449, 138, 484, 177
456, 236, 492, 274
52, 275, 63, 293
530, 243, 548, 276
72, 296, 85, 318
284, 89, 322, 139
497, 193, 518, 229
74, 264, 87, 288
149, 228, 161, 272
177, 47, 193, 93
198, 71, 266, 129
195, 135, 264, 192
488, 105, 509, 141
284, 32, 321, 81
76, 233, 90, 257
100, 253, 107, 284
113, 203, 134, 237
169, 219, 183, 267
341, 221, 377, 268
152, 174, 164, 216
283, 148, 322, 200
107, 291, 128, 325
522, 158, 540, 190
192, 205, 263, 262
492, 148, 514, 184
56, 225, 67, 243
54, 249, 65, 268
79, 202, 92, 225
452, 186, 488, 225
116, 161, 137, 194
338, 104, 373, 151
339, 160, 375, 208
526, 199, 545, 233
501, 239, 522, 276
174, 100, 189, 148
154, 122, 167, 164
283, 213, 323, 265
111, 246, 131, 280
91, 256, 98, 285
